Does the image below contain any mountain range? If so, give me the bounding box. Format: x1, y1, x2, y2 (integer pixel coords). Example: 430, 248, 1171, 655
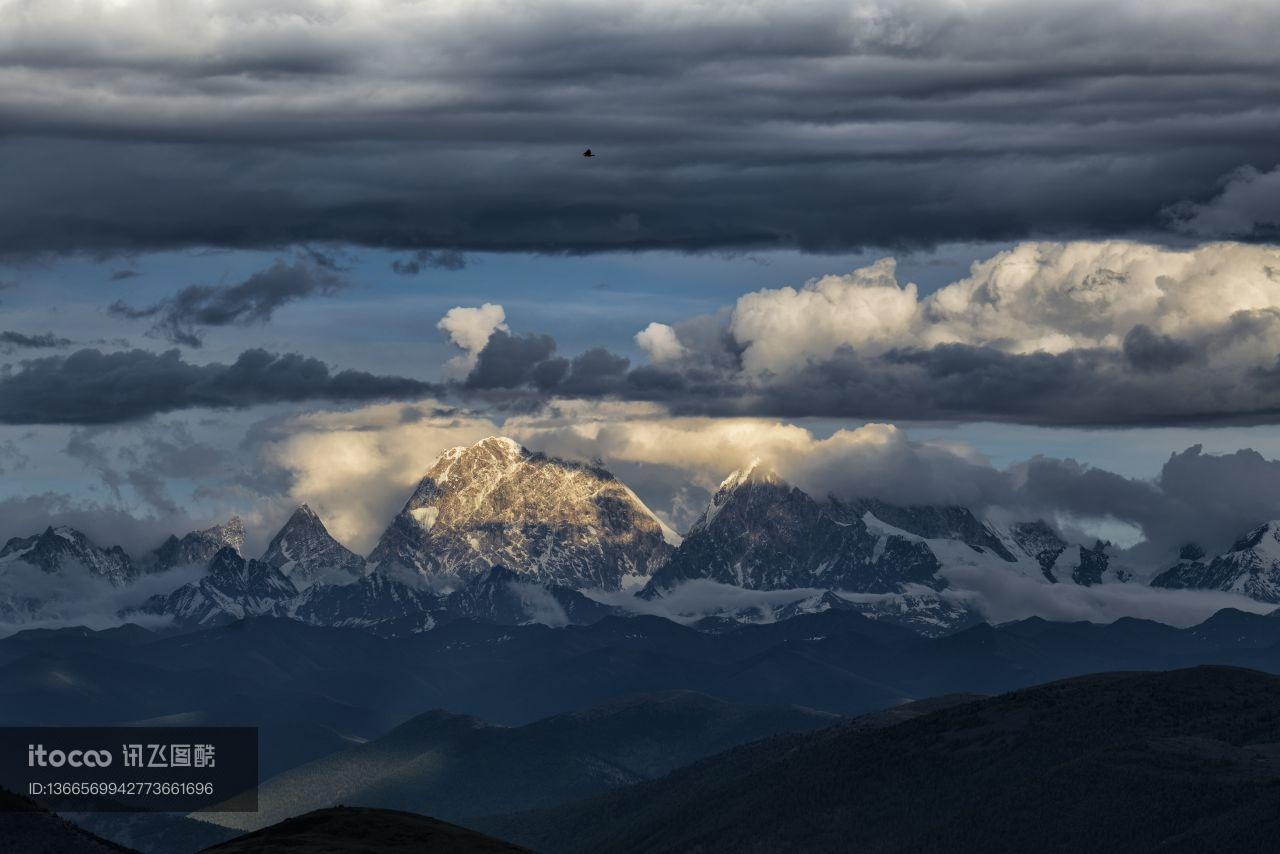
4, 436, 1280, 639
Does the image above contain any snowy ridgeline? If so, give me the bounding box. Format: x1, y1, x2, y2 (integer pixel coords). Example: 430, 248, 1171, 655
3, 436, 1280, 637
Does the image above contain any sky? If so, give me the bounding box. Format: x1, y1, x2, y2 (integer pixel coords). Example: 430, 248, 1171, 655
4, 0, 1280, 583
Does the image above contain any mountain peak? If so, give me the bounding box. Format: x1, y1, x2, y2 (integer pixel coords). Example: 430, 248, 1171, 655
149, 517, 245, 571
717, 459, 782, 492
135, 547, 298, 628
0, 525, 135, 585
369, 441, 673, 590
280, 504, 323, 530
690, 462, 790, 537
477, 435, 525, 456
1154, 519, 1280, 602
262, 505, 364, 589
646, 471, 947, 598
438, 436, 527, 466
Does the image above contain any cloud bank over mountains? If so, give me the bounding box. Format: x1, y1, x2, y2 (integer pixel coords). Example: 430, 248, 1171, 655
251, 398, 1280, 572
1, 0, 1278, 256
9, 400, 1280, 633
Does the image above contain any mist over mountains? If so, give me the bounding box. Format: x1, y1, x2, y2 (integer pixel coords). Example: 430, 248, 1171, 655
3, 436, 1279, 638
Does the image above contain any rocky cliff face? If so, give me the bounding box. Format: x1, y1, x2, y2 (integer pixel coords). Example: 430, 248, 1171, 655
368, 437, 674, 590
261, 505, 365, 589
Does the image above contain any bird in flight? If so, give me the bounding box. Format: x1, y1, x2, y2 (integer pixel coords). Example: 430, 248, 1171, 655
582, 148, 595, 157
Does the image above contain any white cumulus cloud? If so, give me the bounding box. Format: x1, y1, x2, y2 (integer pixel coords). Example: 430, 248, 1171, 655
634, 322, 687, 363
437, 303, 508, 377
723, 241, 1280, 376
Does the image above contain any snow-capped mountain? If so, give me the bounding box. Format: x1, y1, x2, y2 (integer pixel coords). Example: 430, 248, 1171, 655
0, 526, 140, 623
641, 464, 1131, 630
1000, 520, 1124, 586
1152, 523, 1280, 602
368, 437, 674, 590
856, 500, 1019, 562
0, 526, 136, 585
134, 547, 298, 628
125, 478, 631, 634
642, 465, 943, 595
147, 518, 246, 571
7, 442, 1277, 640
261, 505, 365, 589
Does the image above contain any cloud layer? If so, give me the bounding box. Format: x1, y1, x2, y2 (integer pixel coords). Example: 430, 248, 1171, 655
2, 0, 1279, 255
0, 348, 438, 424
460, 241, 1280, 426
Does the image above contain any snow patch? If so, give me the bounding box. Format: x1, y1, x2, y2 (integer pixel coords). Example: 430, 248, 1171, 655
410, 506, 440, 531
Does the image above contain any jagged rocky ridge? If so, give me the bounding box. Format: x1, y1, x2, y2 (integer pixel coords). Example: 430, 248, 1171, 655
0, 526, 137, 585
7, 437, 1280, 638
642, 464, 1128, 596
0, 526, 139, 622
147, 518, 246, 572
1152, 522, 1280, 602
137, 547, 298, 627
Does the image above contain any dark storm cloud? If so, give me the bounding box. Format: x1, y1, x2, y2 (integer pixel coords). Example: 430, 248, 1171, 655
466, 331, 563, 390
1166, 165, 1280, 239
391, 250, 468, 275
1121, 326, 1203, 373
465, 334, 641, 398
3, 1, 1280, 256
0, 331, 73, 349
107, 259, 344, 346
456, 329, 1280, 427
558, 349, 632, 396
704, 344, 1280, 426
0, 347, 439, 424
1007, 446, 1280, 562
